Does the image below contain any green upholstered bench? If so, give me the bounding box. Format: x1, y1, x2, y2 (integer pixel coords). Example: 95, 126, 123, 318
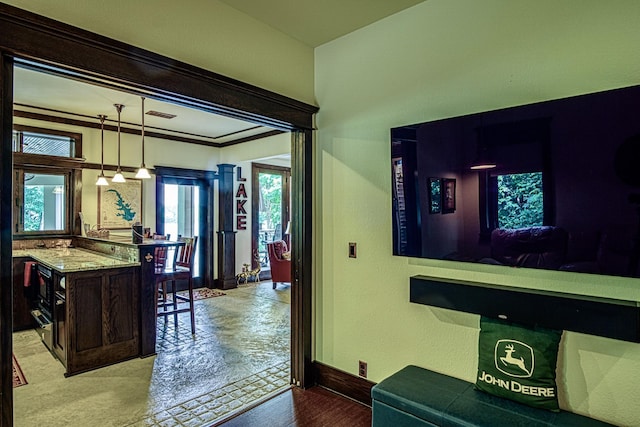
371, 365, 614, 427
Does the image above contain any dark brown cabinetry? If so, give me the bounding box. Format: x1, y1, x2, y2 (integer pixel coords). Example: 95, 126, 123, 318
60, 267, 139, 376
12, 257, 36, 331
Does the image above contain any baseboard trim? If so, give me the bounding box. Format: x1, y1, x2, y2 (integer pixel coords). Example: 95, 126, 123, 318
312, 361, 376, 406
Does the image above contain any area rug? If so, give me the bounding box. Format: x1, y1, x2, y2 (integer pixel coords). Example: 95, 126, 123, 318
12, 354, 27, 388
168, 288, 225, 301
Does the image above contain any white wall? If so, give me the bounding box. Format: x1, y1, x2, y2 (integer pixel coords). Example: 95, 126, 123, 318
14, 116, 222, 231
315, 1, 640, 425
15, 116, 290, 278
221, 132, 291, 272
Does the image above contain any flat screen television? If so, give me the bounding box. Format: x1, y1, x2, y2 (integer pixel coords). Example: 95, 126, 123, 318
391, 84, 640, 278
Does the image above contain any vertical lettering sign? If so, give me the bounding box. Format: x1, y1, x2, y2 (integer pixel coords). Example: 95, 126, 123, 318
236, 167, 248, 230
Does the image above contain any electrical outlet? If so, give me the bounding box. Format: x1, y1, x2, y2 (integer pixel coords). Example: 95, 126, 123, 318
349, 242, 357, 258
358, 360, 367, 378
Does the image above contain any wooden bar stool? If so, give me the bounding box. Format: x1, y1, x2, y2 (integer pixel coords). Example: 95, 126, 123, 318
155, 236, 197, 334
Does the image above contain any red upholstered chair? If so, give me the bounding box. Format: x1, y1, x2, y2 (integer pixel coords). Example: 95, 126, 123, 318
267, 240, 291, 289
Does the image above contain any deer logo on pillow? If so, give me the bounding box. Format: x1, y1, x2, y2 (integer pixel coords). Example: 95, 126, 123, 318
494, 340, 534, 378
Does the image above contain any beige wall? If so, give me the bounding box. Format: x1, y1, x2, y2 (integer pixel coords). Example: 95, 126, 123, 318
3, 0, 315, 105
11, 0, 640, 425
315, 1, 640, 426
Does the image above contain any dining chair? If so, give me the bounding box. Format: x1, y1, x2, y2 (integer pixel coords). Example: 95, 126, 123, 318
155, 236, 197, 334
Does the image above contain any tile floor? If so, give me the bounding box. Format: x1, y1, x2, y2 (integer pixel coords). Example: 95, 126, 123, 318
13, 280, 291, 427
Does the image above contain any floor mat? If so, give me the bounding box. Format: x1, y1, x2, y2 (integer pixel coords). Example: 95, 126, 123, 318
12, 354, 27, 388
169, 287, 226, 300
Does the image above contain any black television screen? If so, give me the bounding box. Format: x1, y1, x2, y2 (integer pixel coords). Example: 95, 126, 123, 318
391, 84, 640, 278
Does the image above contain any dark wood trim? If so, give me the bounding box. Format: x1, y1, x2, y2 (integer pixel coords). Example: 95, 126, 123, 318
251, 163, 260, 271
252, 162, 291, 174
15, 104, 264, 140
12, 165, 76, 237
15, 109, 222, 147
154, 166, 218, 181
251, 162, 291, 271
154, 169, 214, 289
291, 130, 313, 388
155, 176, 165, 237
216, 164, 238, 290
313, 361, 376, 407
137, 241, 161, 357
12, 156, 83, 238
72, 169, 82, 236
0, 52, 14, 427
15, 109, 283, 148
0, 3, 318, 130
13, 123, 82, 157
13, 152, 85, 169
220, 130, 287, 147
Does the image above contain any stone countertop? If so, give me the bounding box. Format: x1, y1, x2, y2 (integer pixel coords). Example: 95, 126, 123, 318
80, 235, 183, 246
13, 248, 140, 273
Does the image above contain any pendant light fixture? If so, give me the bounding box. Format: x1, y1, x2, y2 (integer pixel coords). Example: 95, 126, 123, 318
135, 96, 151, 179
96, 114, 109, 186
469, 143, 497, 170
112, 104, 126, 183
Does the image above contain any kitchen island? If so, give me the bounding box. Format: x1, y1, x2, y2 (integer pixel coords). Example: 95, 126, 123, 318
13, 236, 178, 376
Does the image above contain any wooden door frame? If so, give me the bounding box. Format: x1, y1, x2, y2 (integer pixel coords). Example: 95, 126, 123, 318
154, 166, 215, 289
251, 162, 292, 272
0, 4, 317, 426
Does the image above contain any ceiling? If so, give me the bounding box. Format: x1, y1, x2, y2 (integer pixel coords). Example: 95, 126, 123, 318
13, 1, 425, 147
13, 66, 277, 147
218, 0, 426, 47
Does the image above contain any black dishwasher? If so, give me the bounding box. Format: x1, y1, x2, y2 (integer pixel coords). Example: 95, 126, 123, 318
31, 264, 54, 350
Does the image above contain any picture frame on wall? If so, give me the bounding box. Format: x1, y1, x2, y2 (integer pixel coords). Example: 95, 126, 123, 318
428, 177, 442, 214
98, 178, 143, 229
442, 178, 456, 214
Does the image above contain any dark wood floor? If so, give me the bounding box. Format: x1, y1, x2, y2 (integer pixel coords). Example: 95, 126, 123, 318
218, 386, 372, 427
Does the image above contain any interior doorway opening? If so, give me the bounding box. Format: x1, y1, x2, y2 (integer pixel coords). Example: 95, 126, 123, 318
2, 9, 316, 424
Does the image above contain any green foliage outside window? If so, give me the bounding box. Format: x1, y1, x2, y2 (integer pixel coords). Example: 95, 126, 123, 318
258, 173, 283, 264
24, 186, 44, 231
259, 173, 282, 230
497, 172, 544, 229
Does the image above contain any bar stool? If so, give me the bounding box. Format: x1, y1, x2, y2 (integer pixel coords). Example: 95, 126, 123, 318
155, 236, 197, 334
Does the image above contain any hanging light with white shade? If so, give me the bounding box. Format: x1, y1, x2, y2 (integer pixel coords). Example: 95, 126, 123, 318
96, 114, 109, 186
135, 96, 151, 179
112, 104, 126, 183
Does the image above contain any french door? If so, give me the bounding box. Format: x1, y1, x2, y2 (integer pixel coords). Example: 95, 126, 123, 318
155, 170, 213, 289
251, 163, 291, 273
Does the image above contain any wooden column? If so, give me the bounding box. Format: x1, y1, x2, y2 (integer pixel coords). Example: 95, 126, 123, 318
0, 52, 14, 427
290, 129, 313, 388
216, 164, 237, 289
137, 243, 158, 357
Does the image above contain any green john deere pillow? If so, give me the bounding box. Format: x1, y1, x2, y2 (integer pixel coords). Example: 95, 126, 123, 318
475, 316, 562, 412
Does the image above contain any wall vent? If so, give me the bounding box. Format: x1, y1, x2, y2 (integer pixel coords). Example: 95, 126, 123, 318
146, 110, 176, 119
